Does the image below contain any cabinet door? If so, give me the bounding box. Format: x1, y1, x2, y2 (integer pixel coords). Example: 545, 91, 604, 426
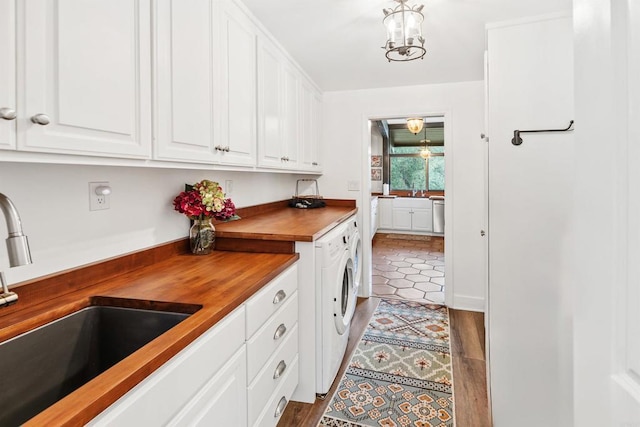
168, 347, 247, 427
0, 0, 16, 150
257, 37, 284, 169
412, 208, 433, 232
19, 0, 151, 158
281, 64, 299, 168
218, 0, 257, 166
154, 0, 217, 163
378, 199, 393, 229
300, 79, 321, 171
392, 207, 412, 231
89, 307, 246, 426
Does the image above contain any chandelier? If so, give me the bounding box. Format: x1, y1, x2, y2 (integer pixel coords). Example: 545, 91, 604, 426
406, 117, 424, 134
382, 0, 426, 62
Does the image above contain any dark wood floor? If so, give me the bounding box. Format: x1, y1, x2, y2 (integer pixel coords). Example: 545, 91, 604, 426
278, 297, 491, 427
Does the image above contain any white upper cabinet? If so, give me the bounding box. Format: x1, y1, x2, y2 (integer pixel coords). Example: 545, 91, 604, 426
17, 0, 152, 158
257, 37, 284, 168
299, 79, 322, 171
216, 0, 257, 167
0, 0, 16, 150
154, 0, 218, 163
257, 35, 322, 172
257, 37, 298, 170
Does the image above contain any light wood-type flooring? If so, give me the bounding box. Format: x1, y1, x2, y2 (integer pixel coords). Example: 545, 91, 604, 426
278, 297, 491, 426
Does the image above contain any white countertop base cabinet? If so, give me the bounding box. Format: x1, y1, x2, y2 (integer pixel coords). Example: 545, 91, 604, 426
89, 264, 299, 427
89, 307, 248, 426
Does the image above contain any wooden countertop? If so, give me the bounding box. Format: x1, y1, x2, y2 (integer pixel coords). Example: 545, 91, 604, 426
216, 205, 357, 242
0, 199, 357, 426
0, 247, 298, 426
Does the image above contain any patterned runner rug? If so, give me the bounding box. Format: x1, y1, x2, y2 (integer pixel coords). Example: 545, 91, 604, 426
319, 299, 455, 427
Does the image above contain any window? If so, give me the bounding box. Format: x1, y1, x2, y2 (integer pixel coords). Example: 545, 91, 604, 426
388, 123, 444, 191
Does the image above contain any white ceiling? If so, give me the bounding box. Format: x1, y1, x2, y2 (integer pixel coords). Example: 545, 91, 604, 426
241, 0, 572, 92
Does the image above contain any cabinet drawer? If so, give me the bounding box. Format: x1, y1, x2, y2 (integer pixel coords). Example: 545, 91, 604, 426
247, 292, 298, 381
246, 265, 298, 338
89, 307, 246, 425
253, 355, 299, 427
248, 323, 298, 426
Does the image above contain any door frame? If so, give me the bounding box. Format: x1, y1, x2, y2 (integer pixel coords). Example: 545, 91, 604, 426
359, 109, 454, 307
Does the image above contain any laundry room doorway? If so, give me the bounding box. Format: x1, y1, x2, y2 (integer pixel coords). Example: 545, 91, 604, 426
359, 112, 454, 308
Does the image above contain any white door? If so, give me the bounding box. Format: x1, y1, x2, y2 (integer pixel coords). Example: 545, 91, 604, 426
217, 0, 257, 166
0, 0, 16, 150
487, 14, 574, 426
281, 64, 299, 168
18, 0, 151, 158
257, 37, 284, 169
574, 0, 640, 425
154, 0, 217, 163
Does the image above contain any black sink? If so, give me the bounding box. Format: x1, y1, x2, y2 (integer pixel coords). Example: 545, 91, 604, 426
0, 302, 195, 426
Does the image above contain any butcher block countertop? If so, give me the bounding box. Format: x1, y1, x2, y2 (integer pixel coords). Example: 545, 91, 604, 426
0, 248, 298, 426
217, 205, 357, 242
0, 198, 357, 426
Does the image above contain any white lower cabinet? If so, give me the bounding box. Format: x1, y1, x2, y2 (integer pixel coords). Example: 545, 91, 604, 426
88, 307, 247, 426
245, 265, 299, 427
89, 264, 299, 427
378, 198, 394, 229
380, 198, 433, 232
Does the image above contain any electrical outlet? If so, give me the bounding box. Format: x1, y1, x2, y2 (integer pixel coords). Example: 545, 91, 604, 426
89, 182, 110, 211
348, 180, 360, 191
225, 180, 233, 196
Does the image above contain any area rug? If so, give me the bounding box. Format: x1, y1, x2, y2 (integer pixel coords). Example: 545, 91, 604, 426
319, 299, 455, 427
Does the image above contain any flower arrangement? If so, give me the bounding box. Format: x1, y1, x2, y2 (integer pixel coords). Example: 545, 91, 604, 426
173, 180, 237, 221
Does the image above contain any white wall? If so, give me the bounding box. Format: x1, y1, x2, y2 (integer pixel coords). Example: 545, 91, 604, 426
0, 163, 301, 285
320, 80, 486, 311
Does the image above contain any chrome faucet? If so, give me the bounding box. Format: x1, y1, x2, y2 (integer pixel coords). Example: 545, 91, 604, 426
411, 184, 417, 197
0, 193, 32, 307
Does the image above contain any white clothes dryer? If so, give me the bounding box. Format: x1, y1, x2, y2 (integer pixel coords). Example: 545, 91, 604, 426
315, 221, 356, 396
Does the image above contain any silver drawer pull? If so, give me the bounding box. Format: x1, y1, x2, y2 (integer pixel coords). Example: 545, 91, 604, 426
273, 289, 287, 305
273, 360, 287, 379
273, 323, 287, 340
274, 396, 287, 418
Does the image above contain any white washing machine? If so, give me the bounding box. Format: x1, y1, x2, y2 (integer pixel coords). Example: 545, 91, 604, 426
346, 215, 362, 298
315, 221, 356, 396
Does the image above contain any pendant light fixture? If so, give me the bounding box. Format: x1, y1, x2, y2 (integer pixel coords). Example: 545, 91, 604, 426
382, 0, 426, 62
406, 117, 424, 135
419, 125, 431, 159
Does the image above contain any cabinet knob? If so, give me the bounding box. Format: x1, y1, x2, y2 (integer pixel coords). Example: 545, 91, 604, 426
480, 230, 486, 236
30, 114, 50, 125
273, 360, 287, 379
273, 323, 287, 340
312, 162, 318, 166
273, 289, 287, 305
215, 145, 223, 151
0, 108, 17, 121
274, 396, 287, 418
225, 146, 230, 152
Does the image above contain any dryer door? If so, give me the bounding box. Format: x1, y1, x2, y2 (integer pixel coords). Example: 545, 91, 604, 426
350, 230, 362, 293
334, 252, 355, 335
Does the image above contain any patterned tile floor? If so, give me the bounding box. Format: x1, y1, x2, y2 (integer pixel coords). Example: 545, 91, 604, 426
371, 233, 445, 304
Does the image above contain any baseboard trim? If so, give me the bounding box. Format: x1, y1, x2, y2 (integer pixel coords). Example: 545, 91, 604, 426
453, 295, 485, 312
